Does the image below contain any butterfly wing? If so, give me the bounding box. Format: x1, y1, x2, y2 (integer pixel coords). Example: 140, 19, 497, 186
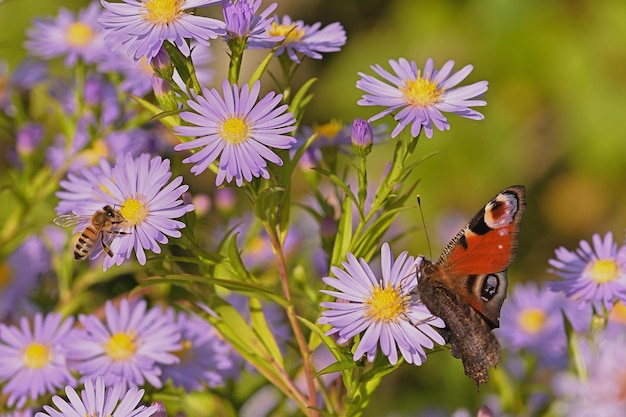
438, 185, 526, 275
435, 186, 525, 326
417, 185, 526, 385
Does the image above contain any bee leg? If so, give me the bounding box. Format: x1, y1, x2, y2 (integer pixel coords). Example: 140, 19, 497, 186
101, 231, 115, 258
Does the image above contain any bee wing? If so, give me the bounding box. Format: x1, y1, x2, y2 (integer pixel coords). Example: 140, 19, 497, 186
53, 213, 84, 228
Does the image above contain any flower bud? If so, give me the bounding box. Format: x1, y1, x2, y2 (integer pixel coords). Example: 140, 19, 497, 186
150, 46, 174, 81
351, 118, 373, 157
151, 76, 178, 111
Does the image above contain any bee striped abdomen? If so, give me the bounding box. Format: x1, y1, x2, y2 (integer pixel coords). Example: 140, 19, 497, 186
74, 225, 99, 260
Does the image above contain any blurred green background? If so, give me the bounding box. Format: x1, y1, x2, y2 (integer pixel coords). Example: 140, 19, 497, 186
2, 0, 626, 415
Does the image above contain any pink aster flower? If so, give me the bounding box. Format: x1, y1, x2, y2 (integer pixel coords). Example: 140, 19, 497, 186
548, 232, 626, 312
356, 57, 488, 138
69, 299, 180, 389
319, 243, 446, 365
174, 79, 296, 186
248, 15, 346, 63
25, 1, 108, 66
0, 313, 76, 408
99, 0, 225, 63
36, 376, 157, 417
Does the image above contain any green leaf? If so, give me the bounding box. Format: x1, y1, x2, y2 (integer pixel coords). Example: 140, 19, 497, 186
330, 196, 353, 268
129, 95, 180, 129
140, 274, 289, 307
206, 299, 309, 412
298, 315, 355, 388
227, 233, 254, 282
249, 297, 284, 368
352, 206, 408, 260
315, 360, 359, 377
254, 186, 285, 222
289, 77, 317, 121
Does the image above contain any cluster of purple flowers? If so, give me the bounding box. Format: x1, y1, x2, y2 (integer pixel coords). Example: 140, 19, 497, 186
7, 0, 626, 416
320, 231, 626, 413
0, 299, 240, 413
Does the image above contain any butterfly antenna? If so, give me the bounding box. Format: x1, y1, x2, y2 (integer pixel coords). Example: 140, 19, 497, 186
417, 195, 433, 259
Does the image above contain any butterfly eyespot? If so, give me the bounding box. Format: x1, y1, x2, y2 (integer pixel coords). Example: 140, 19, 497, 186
481, 274, 500, 301
484, 194, 519, 229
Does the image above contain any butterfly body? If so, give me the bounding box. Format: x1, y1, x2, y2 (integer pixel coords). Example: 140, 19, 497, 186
417, 185, 526, 385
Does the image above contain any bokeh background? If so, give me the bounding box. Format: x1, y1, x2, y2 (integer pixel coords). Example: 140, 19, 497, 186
2, 0, 626, 415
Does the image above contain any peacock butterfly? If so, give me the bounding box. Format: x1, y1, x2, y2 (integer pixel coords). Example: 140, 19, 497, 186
416, 185, 526, 385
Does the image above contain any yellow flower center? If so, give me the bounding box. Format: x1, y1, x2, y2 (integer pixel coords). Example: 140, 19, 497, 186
174, 339, 194, 362
588, 259, 620, 284
268, 22, 305, 43
143, 0, 183, 25
220, 116, 250, 144
365, 284, 408, 322
0, 262, 13, 290
313, 119, 343, 141
105, 332, 137, 361
66, 22, 94, 48
400, 71, 444, 107
120, 198, 148, 227
78, 140, 109, 167
22, 342, 52, 369
610, 301, 626, 325
518, 308, 546, 335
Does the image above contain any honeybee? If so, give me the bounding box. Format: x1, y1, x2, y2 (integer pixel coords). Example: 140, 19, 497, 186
54, 205, 130, 260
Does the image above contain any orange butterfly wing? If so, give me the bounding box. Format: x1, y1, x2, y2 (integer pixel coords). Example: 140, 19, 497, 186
438, 185, 526, 275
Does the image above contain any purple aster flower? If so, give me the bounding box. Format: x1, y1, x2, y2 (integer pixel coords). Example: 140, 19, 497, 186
248, 15, 347, 63
0, 313, 75, 408
104, 126, 171, 160
15, 122, 44, 157
36, 376, 158, 417
10, 59, 48, 91
25, 2, 108, 66
99, 0, 225, 63
553, 332, 626, 417
98, 49, 155, 96
55, 158, 113, 215
160, 310, 240, 391
222, 0, 277, 40
496, 283, 576, 367
57, 153, 194, 270
0, 236, 50, 320
548, 232, 626, 312
174, 79, 296, 186
1, 59, 48, 115
319, 243, 446, 365
69, 299, 180, 389
356, 57, 489, 138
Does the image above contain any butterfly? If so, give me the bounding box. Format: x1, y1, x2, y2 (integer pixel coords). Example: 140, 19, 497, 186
416, 185, 526, 385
